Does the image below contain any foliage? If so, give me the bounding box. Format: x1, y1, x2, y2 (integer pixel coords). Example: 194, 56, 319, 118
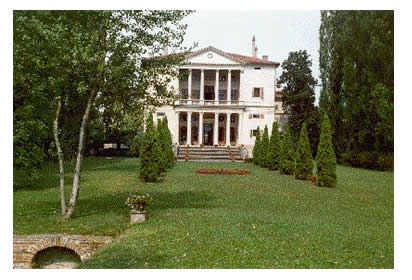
295, 123, 313, 180
319, 10, 394, 161
316, 114, 337, 187
156, 118, 169, 173
125, 193, 152, 211
279, 125, 295, 175
128, 127, 144, 157
341, 151, 393, 171
252, 127, 261, 165
163, 117, 176, 166
277, 50, 318, 143
267, 122, 281, 171
260, 125, 270, 168
139, 115, 163, 182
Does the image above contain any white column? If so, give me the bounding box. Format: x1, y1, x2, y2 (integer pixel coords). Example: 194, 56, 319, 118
239, 70, 244, 103
199, 112, 204, 145
187, 112, 192, 146
214, 112, 219, 146
188, 69, 192, 105
237, 112, 243, 146
215, 70, 219, 102
175, 111, 180, 144
226, 113, 231, 146
227, 70, 231, 103
200, 69, 204, 103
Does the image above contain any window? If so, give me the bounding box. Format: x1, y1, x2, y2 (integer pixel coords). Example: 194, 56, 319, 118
180, 88, 188, 99
219, 75, 226, 82
253, 87, 265, 98
275, 105, 279, 110
157, 112, 165, 117
192, 74, 200, 81
218, 89, 226, 100
248, 113, 264, 119
254, 67, 261, 70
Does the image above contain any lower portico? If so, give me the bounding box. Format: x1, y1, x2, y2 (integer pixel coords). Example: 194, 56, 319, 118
175, 110, 243, 147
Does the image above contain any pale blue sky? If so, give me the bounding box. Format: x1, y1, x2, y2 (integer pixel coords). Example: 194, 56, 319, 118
182, 10, 321, 101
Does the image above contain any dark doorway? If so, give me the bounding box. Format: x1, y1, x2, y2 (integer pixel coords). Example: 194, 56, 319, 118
203, 123, 214, 146
204, 86, 214, 100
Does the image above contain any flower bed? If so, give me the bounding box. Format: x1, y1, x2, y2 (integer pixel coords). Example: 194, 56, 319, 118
195, 168, 250, 175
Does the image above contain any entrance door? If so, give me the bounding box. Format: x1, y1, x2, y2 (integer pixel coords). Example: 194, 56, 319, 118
203, 123, 214, 146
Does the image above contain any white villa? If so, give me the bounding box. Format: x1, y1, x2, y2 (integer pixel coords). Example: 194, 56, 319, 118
153, 36, 287, 158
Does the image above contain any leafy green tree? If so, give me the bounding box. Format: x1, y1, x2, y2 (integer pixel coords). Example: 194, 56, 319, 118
295, 123, 313, 180
267, 122, 281, 171
279, 125, 295, 175
277, 50, 318, 143
260, 125, 270, 168
13, 10, 192, 218
316, 114, 337, 187
252, 127, 261, 165
140, 115, 162, 182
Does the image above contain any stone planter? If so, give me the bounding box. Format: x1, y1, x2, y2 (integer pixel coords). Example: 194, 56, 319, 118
130, 210, 147, 224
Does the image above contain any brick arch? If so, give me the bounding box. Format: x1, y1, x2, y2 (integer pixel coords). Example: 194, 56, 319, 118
31, 245, 82, 268
14, 234, 113, 269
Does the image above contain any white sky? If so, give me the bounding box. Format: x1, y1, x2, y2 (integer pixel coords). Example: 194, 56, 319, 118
181, 10, 321, 102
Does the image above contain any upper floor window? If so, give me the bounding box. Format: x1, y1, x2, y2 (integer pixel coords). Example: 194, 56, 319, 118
254, 67, 261, 70
248, 113, 264, 119
253, 87, 264, 98
192, 74, 200, 81
157, 112, 165, 117
219, 75, 226, 82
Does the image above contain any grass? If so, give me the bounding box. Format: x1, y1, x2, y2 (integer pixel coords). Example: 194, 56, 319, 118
13, 157, 394, 268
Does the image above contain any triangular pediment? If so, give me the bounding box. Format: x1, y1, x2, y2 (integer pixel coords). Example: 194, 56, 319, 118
186, 47, 241, 65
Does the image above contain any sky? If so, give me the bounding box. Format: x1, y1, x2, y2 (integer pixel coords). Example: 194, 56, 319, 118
181, 10, 322, 101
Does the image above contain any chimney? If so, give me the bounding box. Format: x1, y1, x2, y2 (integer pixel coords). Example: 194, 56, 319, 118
262, 55, 268, 61
252, 35, 257, 58
162, 45, 168, 56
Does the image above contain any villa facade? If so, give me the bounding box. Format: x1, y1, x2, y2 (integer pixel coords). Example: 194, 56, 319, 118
153, 36, 287, 156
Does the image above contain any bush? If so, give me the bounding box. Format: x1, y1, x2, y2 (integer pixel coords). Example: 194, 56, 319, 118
267, 122, 281, 171
316, 114, 337, 187
163, 117, 176, 166
157, 118, 169, 173
279, 124, 295, 175
341, 151, 393, 171
252, 127, 261, 165
260, 125, 270, 167
295, 123, 313, 180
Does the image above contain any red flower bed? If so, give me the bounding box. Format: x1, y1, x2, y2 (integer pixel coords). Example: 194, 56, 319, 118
196, 169, 251, 175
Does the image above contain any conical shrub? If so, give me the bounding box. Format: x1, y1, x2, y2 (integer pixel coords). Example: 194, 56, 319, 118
316, 114, 337, 187
252, 126, 261, 165
163, 116, 176, 167
279, 124, 295, 175
157, 118, 168, 173
139, 114, 161, 182
261, 125, 270, 167
295, 123, 313, 180
268, 121, 281, 171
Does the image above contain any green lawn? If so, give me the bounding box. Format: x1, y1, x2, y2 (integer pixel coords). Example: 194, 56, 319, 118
13, 157, 394, 268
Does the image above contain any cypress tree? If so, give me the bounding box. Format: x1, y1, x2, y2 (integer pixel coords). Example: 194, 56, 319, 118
139, 115, 161, 182
316, 114, 337, 187
261, 125, 270, 167
279, 124, 295, 175
157, 118, 168, 173
295, 123, 313, 180
252, 126, 261, 165
163, 116, 176, 167
268, 121, 281, 171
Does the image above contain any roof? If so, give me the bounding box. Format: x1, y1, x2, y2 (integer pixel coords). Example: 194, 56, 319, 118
161, 46, 280, 66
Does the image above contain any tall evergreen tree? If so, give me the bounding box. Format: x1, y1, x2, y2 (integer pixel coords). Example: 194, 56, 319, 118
157, 118, 168, 173
295, 123, 313, 180
279, 125, 295, 175
277, 50, 318, 143
140, 115, 161, 182
252, 127, 261, 165
316, 114, 337, 187
268, 122, 281, 171
261, 125, 270, 167
163, 116, 176, 166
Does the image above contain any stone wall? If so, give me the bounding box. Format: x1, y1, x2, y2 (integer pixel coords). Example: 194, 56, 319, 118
13, 234, 113, 269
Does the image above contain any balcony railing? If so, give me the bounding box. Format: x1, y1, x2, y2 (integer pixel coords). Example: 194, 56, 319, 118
175, 99, 245, 106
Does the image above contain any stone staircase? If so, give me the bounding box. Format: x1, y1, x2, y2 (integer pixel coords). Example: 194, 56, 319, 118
177, 146, 243, 161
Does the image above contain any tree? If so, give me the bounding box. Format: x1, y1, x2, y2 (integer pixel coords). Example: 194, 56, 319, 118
267, 122, 281, 171
319, 11, 393, 162
260, 125, 270, 168
316, 114, 337, 187
279, 125, 295, 175
295, 123, 313, 180
13, 11, 192, 218
277, 50, 318, 143
163, 116, 176, 166
157, 118, 169, 173
252, 127, 261, 165
140, 115, 162, 182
